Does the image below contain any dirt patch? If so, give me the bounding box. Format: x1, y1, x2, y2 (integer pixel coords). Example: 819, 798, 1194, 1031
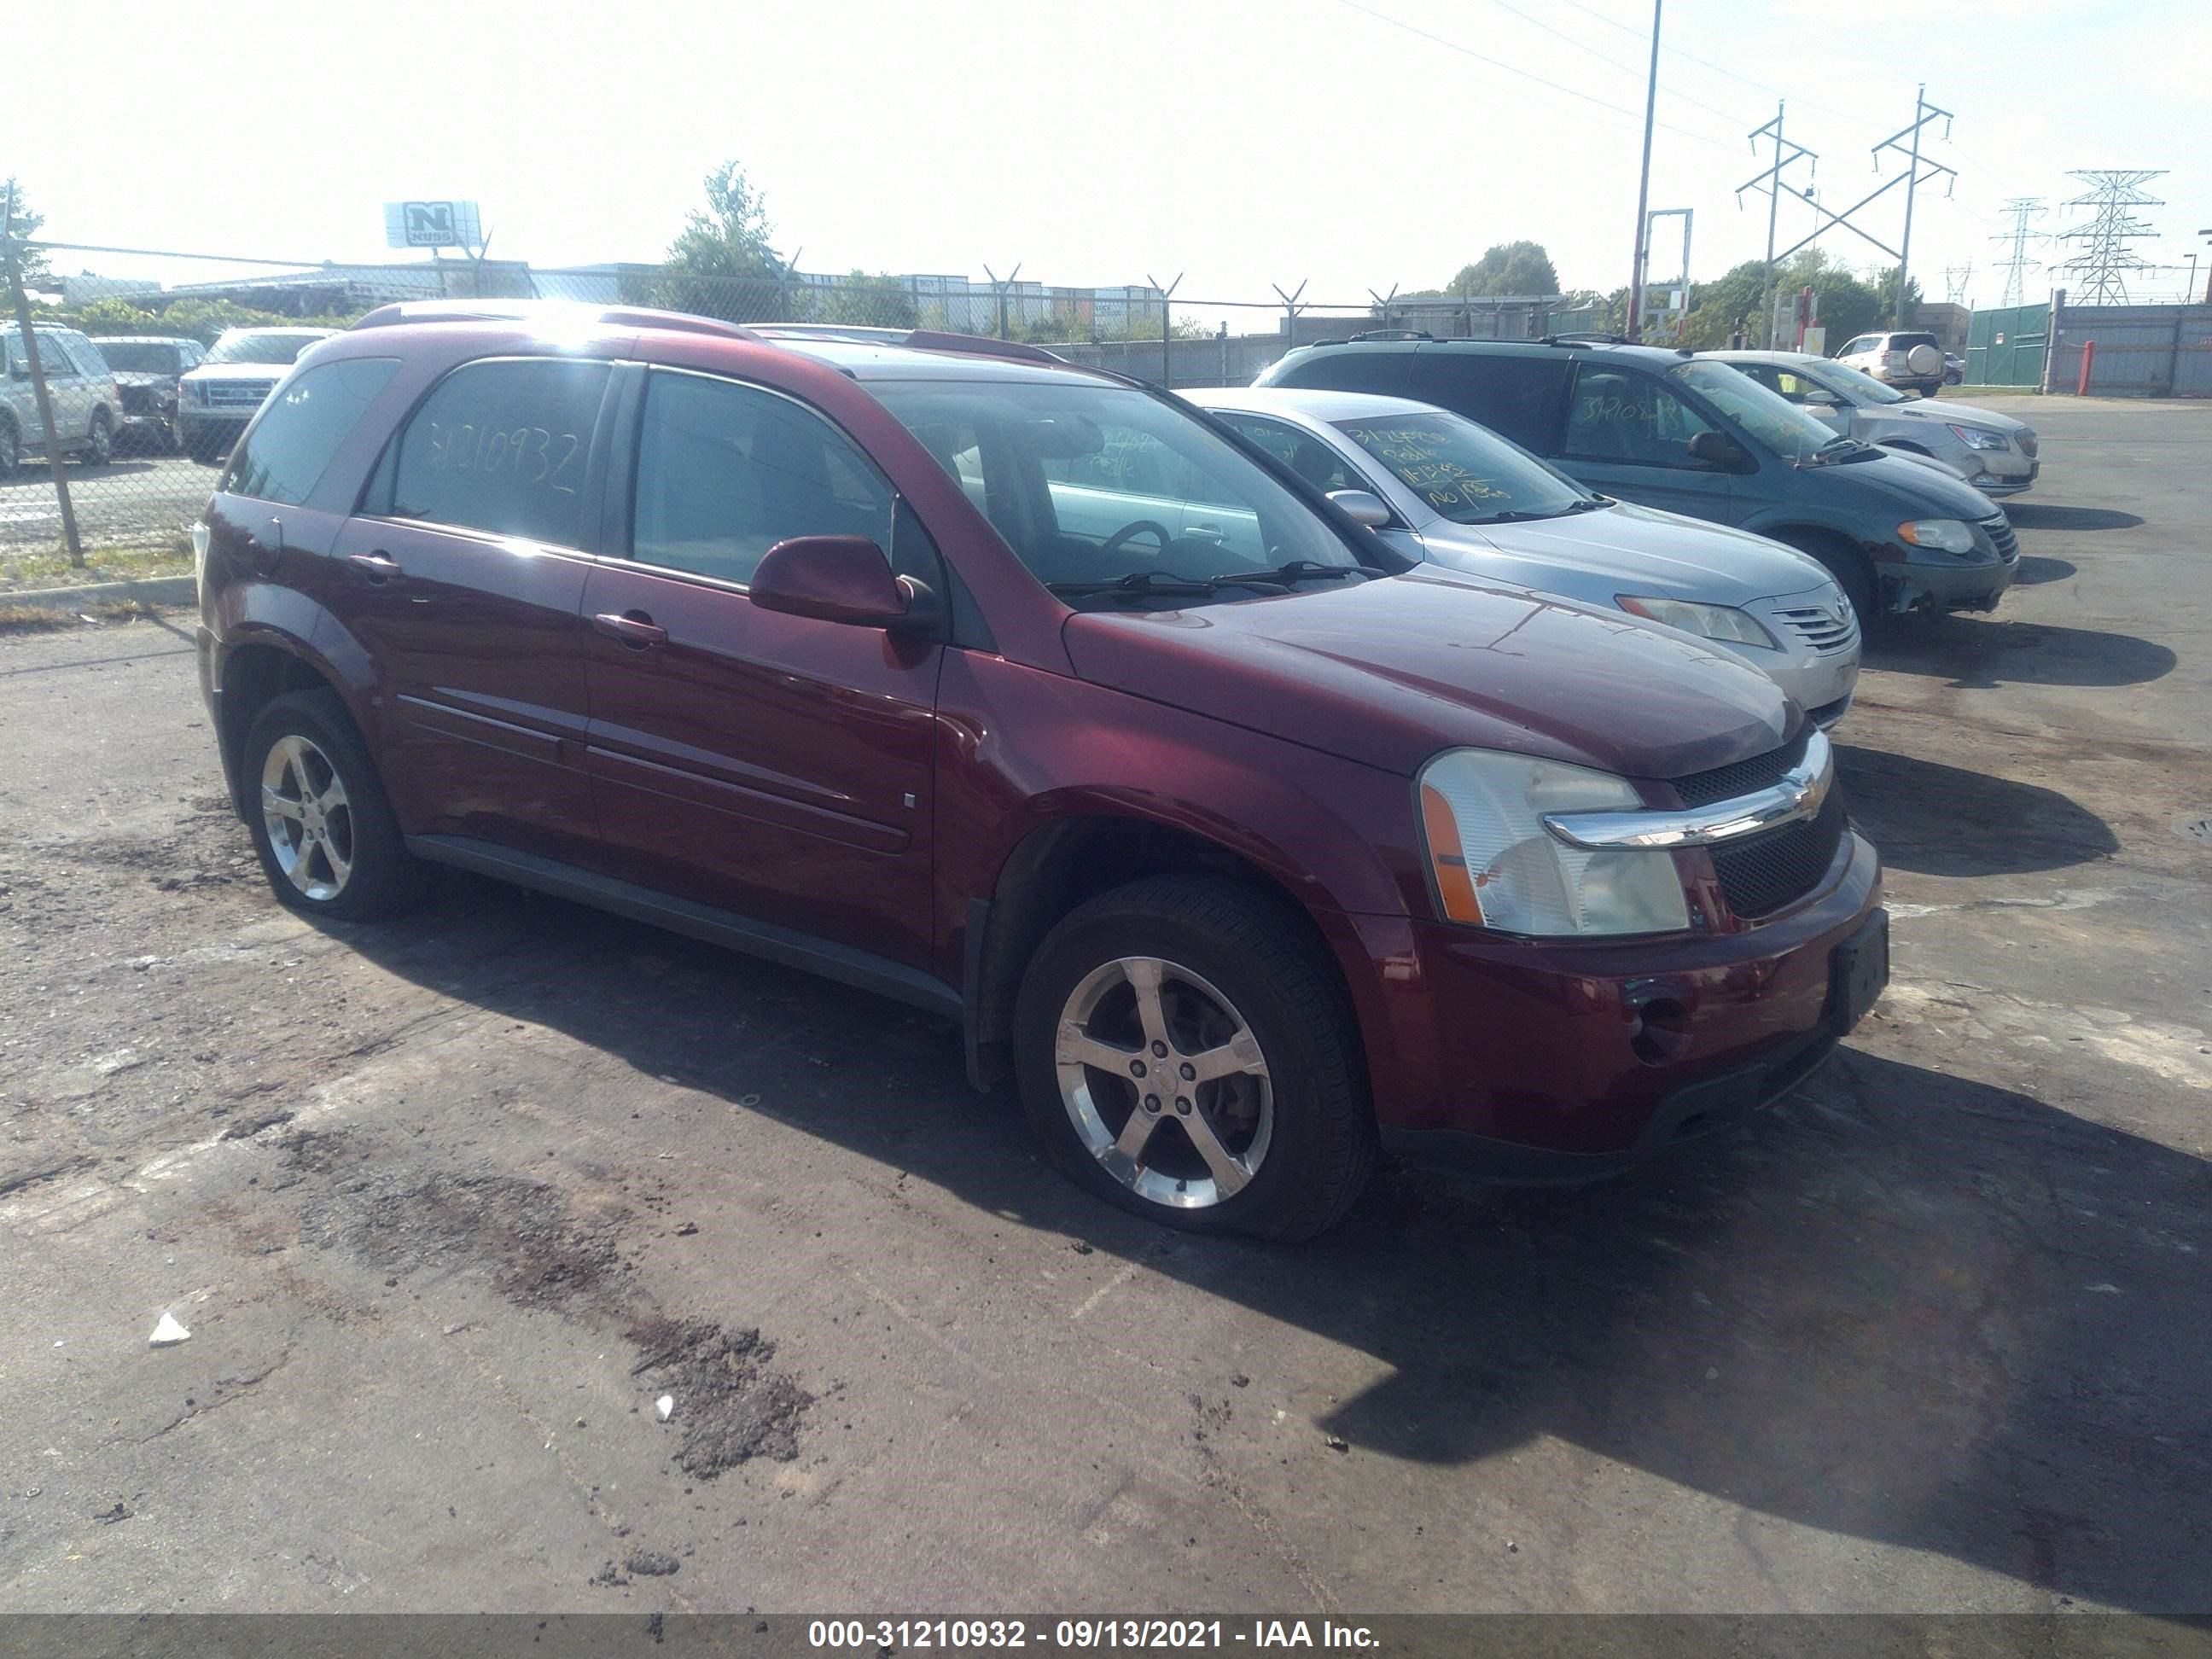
310, 1172, 631, 1315
626, 1315, 813, 1476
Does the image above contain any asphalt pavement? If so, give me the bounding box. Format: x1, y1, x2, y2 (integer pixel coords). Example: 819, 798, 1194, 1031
1, 395, 2208, 1616
0, 455, 212, 555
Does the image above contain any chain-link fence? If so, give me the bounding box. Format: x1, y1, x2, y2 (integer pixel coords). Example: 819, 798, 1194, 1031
1, 241, 1591, 569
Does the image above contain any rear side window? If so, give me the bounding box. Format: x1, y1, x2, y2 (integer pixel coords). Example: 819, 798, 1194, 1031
224, 358, 399, 506
390, 358, 611, 547
1411, 352, 1570, 451
629, 370, 893, 586
1214, 413, 1359, 492
1268, 347, 1412, 396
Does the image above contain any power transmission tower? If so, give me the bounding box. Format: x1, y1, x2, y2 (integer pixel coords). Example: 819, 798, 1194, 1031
1991, 198, 2046, 307
1873, 86, 1954, 325
1737, 102, 1817, 347
2053, 170, 2167, 305
1943, 263, 1972, 305
1767, 86, 1954, 330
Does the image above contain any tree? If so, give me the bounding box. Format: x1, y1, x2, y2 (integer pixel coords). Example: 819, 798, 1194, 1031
1676, 249, 1881, 352
652, 160, 788, 323
1872, 266, 1924, 329
1448, 241, 1561, 298
1, 177, 53, 292
812, 271, 917, 329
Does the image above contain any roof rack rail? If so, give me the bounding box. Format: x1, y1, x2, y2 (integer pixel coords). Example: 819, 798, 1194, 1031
1540, 331, 1634, 347
751, 323, 1069, 367
347, 299, 757, 340
1343, 329, 1435, 342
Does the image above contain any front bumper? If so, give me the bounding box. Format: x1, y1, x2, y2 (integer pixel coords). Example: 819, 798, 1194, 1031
1872, 523, 2017, 613
1962, 453, 2037, 498
1340, 829, 1884, 1179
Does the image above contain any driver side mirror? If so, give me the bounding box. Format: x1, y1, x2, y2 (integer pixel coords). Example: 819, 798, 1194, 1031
749, 535, 938, 635
1686, 430, 1751, 472
1326, 489, 1392, 529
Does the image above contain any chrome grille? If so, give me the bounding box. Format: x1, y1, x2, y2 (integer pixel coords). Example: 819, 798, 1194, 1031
1672, 729, 1809, 808
1769, 602, 1859, 657
204, 379, 277, 409
1979, 513, 2019, 562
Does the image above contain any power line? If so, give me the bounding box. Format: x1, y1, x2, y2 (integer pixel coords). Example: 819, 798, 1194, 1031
1472, 0, 1746, 130
1545, 0, 1859, 124
1326, 0, 1746, 153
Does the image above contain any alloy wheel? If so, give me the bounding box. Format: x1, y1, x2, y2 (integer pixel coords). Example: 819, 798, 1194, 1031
260, 734, 356, 902
1054, 956, 1274, 1209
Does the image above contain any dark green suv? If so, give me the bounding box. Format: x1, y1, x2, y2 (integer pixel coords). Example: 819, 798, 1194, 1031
1256, 335, 2017, 623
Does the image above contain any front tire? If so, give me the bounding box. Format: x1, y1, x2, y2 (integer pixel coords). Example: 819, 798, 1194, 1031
1779, 529, 1879, 633
241, 689, 423, 923
1014, 876, 1376, 1240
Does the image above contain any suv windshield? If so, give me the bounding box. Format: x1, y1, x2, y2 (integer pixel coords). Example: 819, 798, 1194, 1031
1812, 358, 1911, 405
873, 381, 1365, 603
1334, 410, 1592, 525
1671, 359, 1843, 463
93, 341, 184, 374
205, 332, 321, 367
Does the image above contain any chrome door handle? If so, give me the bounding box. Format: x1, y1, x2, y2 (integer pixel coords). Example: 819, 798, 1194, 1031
592, 611, 668, 649
347, 550, 404, 585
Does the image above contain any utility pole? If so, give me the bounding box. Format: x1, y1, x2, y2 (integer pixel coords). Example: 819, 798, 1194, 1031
1625, 0, 1661, 341
2052, 172, 2167, 306
1991, 198, 2046, 307
1943, 263, 1972, 305
1739, 102, 1816, 347
1874, 85, 1953, 327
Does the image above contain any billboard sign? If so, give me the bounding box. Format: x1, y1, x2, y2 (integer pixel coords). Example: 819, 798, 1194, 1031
383, 201, 482, 250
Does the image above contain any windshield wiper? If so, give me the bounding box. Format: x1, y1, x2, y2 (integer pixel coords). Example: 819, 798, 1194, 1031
1205, 559, 1370, 585
1046, 569, 1222, 598
1559, 497, 1612, 513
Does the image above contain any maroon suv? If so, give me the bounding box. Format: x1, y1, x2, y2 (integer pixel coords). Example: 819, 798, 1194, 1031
193, 303, 1887, 1238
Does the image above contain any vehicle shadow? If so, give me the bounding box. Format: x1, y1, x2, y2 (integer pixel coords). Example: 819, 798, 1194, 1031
320, 875, 2211, 1612
1863, 614, 2175, 690
2005, 504, 2143, 533
2012, 555, 2077, 585
1835, 745, 2118, 875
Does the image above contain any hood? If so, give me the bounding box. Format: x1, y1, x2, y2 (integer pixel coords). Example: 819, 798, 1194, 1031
1871, 398, 2030, 436
1061, 569, 1791, 784
182, 362, 292, 383
1420, 498, 1835, 607
112, 370, 177, 389
1810, 446, 2000, 519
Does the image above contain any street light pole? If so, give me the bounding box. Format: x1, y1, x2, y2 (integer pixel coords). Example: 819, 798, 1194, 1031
1625, 0, 1661, 341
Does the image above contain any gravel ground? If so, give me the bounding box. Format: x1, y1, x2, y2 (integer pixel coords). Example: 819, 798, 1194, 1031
1, 396, 2209, 1617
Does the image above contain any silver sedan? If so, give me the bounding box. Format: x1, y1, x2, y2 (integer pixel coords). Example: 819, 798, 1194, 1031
1706, 350, 2039, 498
1184, 386, 1861, 728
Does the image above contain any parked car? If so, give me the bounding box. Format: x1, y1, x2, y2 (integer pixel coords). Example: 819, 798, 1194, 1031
1942, 352, 1965, 387
1255, 334, 2016, 625
194, 302, 1887, 1238
0, 324, 122, 473
1182, 386, 1860, 728
1707, 350, 2039, 498
1833, 330, 1947, 398
177, 327, 338, 463
88, 335, 207, 452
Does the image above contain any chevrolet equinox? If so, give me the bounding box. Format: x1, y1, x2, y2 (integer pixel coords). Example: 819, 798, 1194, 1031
194, 303, 1888, 1238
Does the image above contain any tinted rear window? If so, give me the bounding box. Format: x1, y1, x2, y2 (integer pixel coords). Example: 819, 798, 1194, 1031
1412, 351, 1571, 451
223, 358, 399, 506
388, 358, 612, 548
1266, 346, 1412, 396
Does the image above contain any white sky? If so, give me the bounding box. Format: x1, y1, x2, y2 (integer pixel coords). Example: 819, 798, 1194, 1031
15, 0, 2208, 323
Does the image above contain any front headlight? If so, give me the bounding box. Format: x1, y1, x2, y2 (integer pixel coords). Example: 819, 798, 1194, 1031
1417, 748, 1691, 937
1897, 518, 1977, 554
1615, 595, 1780, 649
1947, 424, 2010, 451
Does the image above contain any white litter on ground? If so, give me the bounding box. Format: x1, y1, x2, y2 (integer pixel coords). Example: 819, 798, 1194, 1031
149, 1312, 192, 1347
656, 1394, 675, 1421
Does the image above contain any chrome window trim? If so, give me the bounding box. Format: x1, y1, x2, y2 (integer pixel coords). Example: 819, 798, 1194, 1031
1544, 729, 1833, 850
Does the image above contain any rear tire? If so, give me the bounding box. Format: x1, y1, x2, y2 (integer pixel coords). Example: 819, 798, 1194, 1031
241, 689, 424, 923
1013, 875, 1377, 1240
0, 416, 19, 476
79, 410, 113, 468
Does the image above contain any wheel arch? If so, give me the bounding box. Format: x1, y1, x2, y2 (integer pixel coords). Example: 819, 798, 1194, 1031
964, 812, 1364, 1093
215, 637, 357, 821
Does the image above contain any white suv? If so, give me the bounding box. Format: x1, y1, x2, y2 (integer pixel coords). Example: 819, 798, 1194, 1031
1834, 330, 1946, 399
1, 325, 122, 474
